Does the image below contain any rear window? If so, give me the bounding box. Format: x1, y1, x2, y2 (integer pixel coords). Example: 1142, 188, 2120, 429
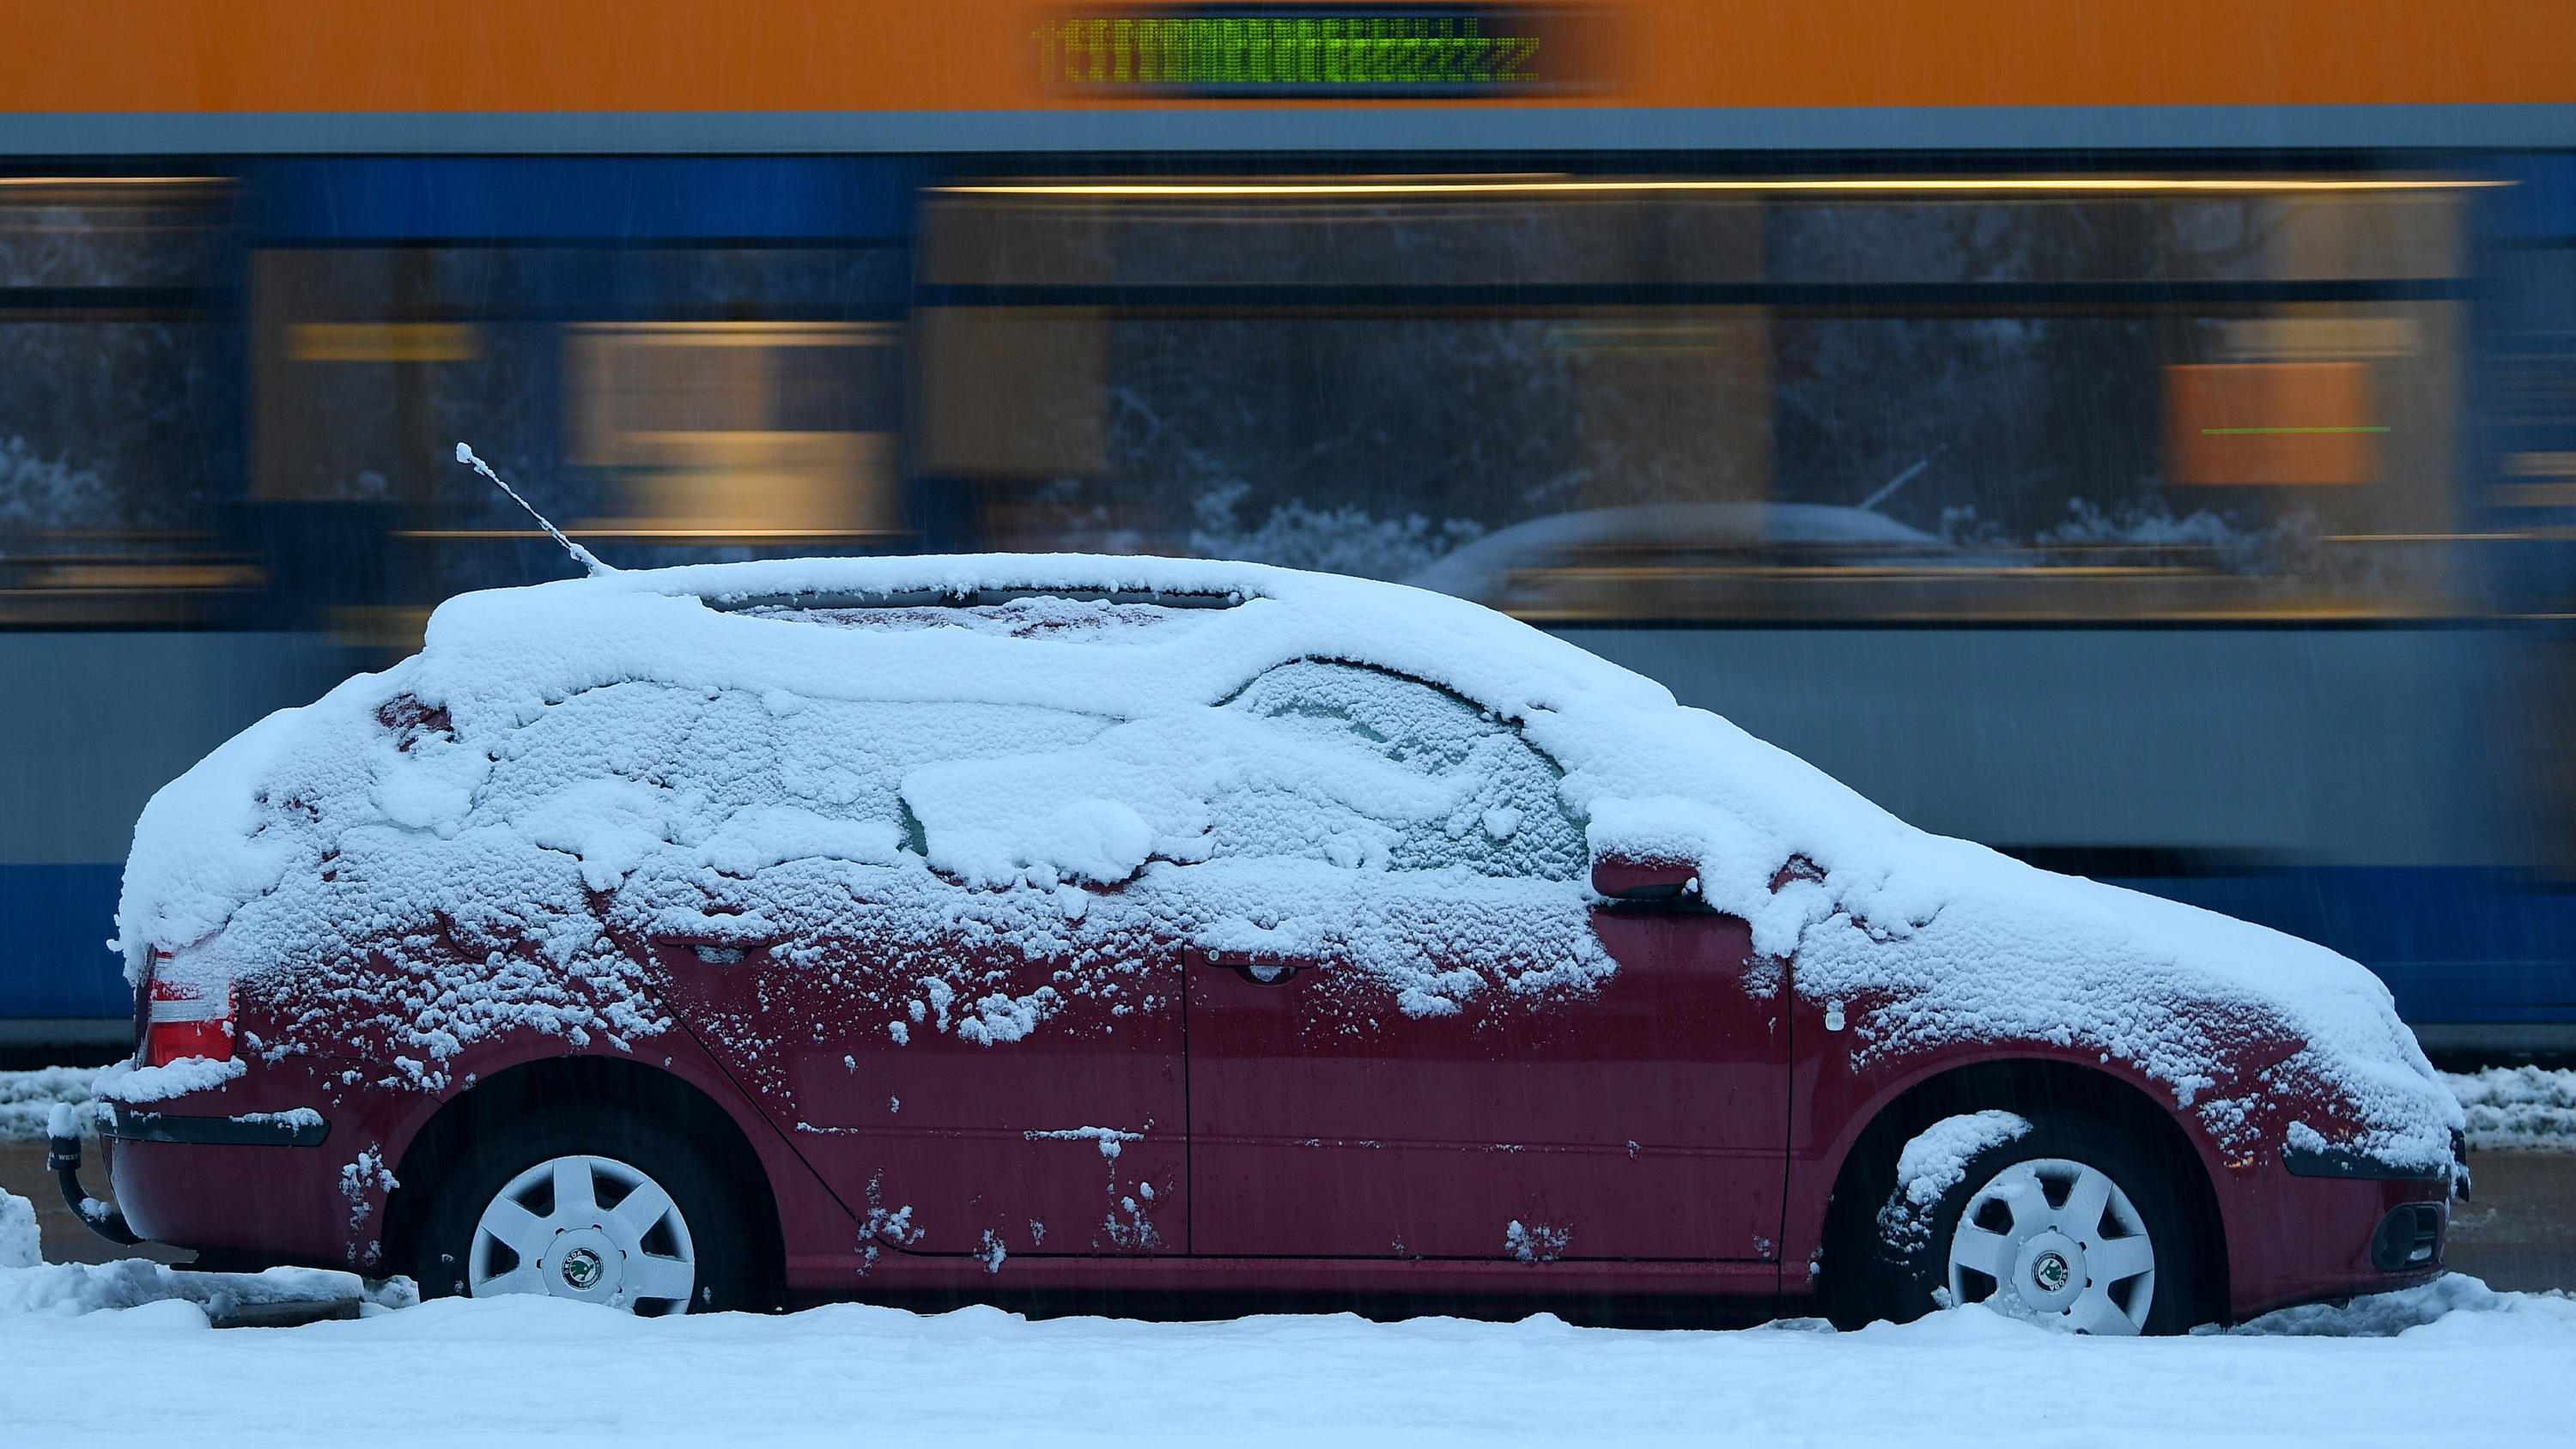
733, 595, 1215, 640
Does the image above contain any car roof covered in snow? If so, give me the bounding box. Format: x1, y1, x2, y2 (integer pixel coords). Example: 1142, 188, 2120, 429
418, 553, 1678, 724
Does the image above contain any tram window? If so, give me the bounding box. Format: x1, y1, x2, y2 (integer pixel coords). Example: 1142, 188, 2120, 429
0, 178, 231, 289
0, 180, 244, 626
1760, 191, 2463, 286
915, 307, 1108, 480
567, 321, 903, 537
249, 244, 908, 637
1768, 302, 2458, 621
924, 187, 1763, 288
917, 175, 2477, 622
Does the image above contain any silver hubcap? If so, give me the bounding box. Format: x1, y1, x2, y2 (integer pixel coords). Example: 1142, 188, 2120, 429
1947, 1157, 2156, 1335
469, 1154, 698, 1314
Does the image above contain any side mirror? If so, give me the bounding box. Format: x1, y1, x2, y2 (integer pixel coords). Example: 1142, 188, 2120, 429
1590, 852, 1698, 902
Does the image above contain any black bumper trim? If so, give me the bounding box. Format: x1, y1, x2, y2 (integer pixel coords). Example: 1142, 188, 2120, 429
104, 1105, 330, 1148
2372, 1203, 2447, 1272
2281, 1144, 2450, 1182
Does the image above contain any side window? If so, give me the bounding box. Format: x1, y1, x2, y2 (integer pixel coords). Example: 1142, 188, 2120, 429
1213, 659, 1585, 880
477, 682, 1115, 878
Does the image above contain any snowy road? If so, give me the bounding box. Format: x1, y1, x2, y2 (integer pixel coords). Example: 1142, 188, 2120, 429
3, 1279, 2571, 1447
6, 1065, 2572, 1445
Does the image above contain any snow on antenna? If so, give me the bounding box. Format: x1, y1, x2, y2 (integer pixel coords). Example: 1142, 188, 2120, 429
453, 442, 611, 576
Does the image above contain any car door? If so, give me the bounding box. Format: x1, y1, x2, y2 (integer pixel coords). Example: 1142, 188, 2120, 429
1182, 661, 1792, 1263
622, 688, 1188, 1262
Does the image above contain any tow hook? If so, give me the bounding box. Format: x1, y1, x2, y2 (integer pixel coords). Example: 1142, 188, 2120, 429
47, 1105, 142, 1246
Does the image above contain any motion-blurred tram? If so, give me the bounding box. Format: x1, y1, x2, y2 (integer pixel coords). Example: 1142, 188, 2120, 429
5, 2, 2576, 1053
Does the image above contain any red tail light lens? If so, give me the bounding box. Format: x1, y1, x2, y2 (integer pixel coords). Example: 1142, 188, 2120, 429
145, 975, 235, 1067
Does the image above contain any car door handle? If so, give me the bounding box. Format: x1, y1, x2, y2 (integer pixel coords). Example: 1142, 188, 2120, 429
1190, 947, 1311, 985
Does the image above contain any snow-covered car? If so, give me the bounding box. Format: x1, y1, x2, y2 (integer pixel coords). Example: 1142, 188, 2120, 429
82, 555, 2460, 1331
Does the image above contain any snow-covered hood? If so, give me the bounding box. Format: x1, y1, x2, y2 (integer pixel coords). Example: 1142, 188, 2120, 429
114, 554, 2458, 1164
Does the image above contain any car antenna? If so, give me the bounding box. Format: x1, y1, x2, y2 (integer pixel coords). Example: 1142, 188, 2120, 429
1857, 445, 1947, 513
453, 442, 613, 576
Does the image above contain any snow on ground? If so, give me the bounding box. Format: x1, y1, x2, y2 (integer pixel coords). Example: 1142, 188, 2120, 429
1, 1191, 33, 1268
0, 1276, 2568, 1447
2445, 1067, 2576, 1151
3, 1056, 2570, 1443
0, 1065, 98, 1142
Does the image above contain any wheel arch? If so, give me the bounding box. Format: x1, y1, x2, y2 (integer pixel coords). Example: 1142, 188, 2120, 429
380, 1053, 787, 1307
1816, 1056, 2231, 1324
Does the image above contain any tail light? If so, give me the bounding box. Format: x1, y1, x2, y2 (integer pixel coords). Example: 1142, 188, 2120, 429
144, 963, 235, 1067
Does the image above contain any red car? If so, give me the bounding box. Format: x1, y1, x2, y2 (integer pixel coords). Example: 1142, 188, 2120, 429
75, 556, 2460, 1332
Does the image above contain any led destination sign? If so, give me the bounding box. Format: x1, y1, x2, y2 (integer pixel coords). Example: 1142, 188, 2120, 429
1036, 6, 1615, 96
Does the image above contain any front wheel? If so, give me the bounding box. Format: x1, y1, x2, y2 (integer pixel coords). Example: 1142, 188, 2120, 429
1944, 1155, 2160, 1334
1835, 1113, 2208, 1335
404, 1106, 760, 1315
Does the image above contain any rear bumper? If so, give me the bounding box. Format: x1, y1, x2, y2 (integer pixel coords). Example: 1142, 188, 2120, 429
107, 1131, 363, 1265
102, 1059, 414, 1270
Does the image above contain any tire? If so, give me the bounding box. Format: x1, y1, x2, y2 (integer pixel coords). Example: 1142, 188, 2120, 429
1828, 1112, 2207, 1336
402, 1104, 762, 1315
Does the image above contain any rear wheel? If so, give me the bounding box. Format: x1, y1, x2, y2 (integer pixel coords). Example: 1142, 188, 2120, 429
1830, 1113, 2206, 1335
404, 1105, 759, 1314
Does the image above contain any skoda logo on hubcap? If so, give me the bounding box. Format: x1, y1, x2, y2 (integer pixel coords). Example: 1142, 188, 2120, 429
560, 1247, 606, 1292
2031, 1250, 2072, 1294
